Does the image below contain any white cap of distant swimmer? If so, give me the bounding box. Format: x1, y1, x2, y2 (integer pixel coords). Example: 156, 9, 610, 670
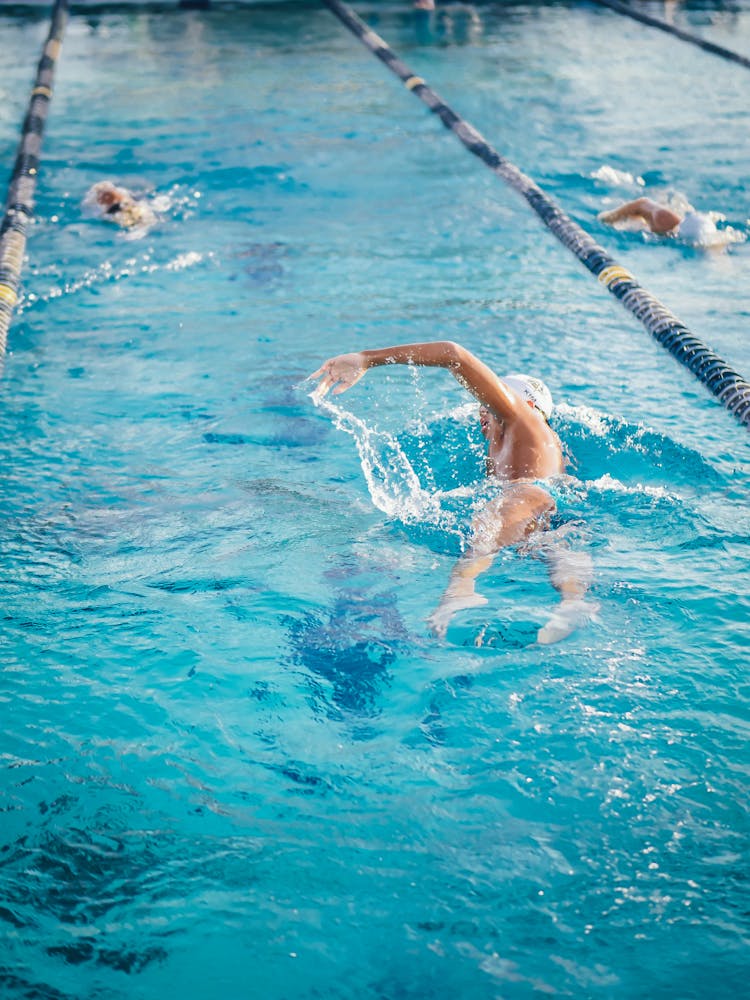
676, 210, 719, 246
503, 373, 553, 421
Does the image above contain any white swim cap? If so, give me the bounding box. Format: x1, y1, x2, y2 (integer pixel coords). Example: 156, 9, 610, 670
677, 211, 720, 247
503, 373, 553, 421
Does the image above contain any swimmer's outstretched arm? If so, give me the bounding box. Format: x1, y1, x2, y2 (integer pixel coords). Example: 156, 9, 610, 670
598, 197, 681, 235
310, 341, 523, 422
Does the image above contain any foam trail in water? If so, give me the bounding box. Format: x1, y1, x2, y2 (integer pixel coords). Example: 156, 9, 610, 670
312, 393, 445, 524
18, 250, 210, 314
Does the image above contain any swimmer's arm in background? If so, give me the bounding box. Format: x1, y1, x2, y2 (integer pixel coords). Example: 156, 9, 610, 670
598, 197, 681, 235
309, 341, 522, 421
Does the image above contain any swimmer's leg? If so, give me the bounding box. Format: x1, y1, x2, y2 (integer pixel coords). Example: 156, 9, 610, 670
429, 484, 553, 639
536, 537, 597, 645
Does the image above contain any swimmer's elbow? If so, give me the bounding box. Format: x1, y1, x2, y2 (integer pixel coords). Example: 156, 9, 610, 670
420, 340, 463, 371
444, 340, 467, 368
449, 342, 488, 380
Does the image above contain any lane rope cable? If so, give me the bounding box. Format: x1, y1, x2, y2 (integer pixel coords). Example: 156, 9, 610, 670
0, 0, 69, 357
590, 0, 750, 70
322, 0, 750, 429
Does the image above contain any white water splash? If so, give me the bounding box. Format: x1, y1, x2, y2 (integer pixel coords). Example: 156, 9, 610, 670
556, 402, 611, 437
592, 165, 645, 188
311, 392, 447, 525
166, 251, 204, 271
587, 473, 674, 501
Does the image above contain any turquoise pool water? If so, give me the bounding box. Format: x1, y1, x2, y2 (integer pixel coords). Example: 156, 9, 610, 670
2, 2, 749, 997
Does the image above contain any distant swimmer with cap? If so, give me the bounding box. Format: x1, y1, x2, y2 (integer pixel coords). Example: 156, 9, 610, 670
598, 196, 740, 249
310, 341, 594, 644
83, 180, 157, 233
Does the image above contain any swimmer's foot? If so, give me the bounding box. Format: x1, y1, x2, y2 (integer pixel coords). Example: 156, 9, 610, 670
428, 592, 488, 640
537, 598, 599, 645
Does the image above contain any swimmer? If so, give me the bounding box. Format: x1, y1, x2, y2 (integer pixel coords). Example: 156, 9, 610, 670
310, 341, 594, 645
598, 195, 734, 248
83, 180, 157, 231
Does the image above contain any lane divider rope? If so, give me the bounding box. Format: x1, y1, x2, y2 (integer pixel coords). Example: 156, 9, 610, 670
322, 0, 750, 429
0, 0, 69, 357
591, 0, 750, 70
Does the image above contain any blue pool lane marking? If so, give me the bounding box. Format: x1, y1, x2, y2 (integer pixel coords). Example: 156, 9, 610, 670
322, 0, 750, 430
591, 0, 750, 71
0, 0, 68, 356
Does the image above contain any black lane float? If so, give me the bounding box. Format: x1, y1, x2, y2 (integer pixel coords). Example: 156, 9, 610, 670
0, 0, 68, 356
322, 0, 750, 430
592, 0, 750, 71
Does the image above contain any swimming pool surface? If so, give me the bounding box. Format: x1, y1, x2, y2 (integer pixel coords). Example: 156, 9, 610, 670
2, 2, 749, 997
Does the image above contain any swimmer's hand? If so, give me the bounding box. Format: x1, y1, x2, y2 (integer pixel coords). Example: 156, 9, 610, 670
308, 352, 368, 401
428, 577, 489, 640
429, 551, 495, 639
429, 592, 488, 640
